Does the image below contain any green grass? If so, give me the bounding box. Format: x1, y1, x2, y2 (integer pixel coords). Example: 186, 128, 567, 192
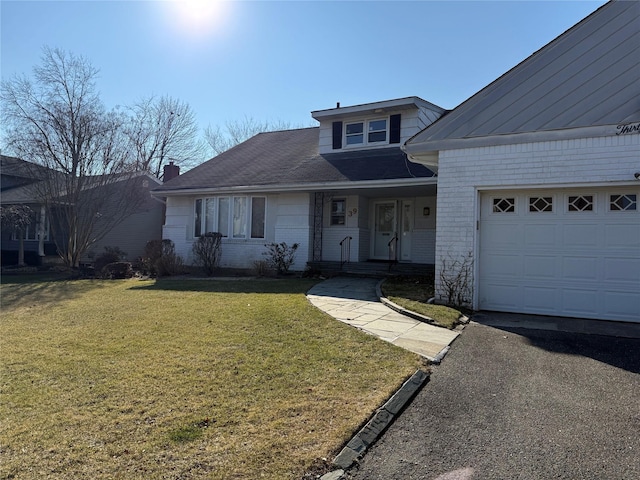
381, 277, 464, 329
0, 275, 421, 479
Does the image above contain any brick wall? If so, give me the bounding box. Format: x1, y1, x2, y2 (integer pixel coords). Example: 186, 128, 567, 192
435, 133, 640, 306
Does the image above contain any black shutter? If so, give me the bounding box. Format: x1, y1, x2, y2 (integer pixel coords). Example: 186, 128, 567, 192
389, 114, 401, 144
332, 121, 343, 149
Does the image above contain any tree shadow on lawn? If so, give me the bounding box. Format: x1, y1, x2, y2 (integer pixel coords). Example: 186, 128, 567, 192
0, 273, 110, 310
127, 276, 322, 295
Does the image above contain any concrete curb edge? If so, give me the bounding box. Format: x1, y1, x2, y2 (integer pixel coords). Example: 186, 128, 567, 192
376, 279, 470, 328
330, 368, 430, 471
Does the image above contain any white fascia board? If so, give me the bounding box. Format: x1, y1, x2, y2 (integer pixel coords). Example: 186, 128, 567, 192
312, 97, 443, 121
153, 177, 437, 198
403, 124, 630, 155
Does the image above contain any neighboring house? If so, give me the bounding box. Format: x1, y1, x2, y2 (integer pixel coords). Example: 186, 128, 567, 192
153, 97, 445, 272
404, 0, 639, 322
0, 154, 164, 266
1, 155, 61, 264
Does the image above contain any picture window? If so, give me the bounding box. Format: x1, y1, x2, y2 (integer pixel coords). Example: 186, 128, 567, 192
195, 196, 265, 239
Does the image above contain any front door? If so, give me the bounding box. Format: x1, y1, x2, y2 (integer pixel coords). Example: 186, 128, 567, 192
400, 201, 413, 261
373, 202, 396, 259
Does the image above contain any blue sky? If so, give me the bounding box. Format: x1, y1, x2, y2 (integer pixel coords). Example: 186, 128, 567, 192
2, 0, 607, 133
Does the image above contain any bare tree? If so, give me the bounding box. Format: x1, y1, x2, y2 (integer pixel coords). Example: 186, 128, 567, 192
125, 95, 205, 177
204, 116, 301, 156
0, 204, 33, 265
1, 47, 148, 268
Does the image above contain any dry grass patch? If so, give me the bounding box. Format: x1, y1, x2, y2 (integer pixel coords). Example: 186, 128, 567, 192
381, 276, 464, 329
0, 276, 420, 479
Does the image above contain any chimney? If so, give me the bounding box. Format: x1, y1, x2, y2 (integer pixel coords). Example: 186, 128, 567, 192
163, 161, 180, 183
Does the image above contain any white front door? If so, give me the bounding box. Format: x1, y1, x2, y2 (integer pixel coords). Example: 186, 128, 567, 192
373, 202, 396, 259
400, 201, 413, 261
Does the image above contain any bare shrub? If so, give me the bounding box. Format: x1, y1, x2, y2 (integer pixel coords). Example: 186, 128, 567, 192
439, 251, 474, 307
142, 239, 183, 276
253, 260, 269, 277
263, 242, 299, 275
192, 232, 222, 276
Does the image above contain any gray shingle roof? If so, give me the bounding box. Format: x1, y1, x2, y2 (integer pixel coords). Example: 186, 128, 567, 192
154, 127, 434, 193
405, 0, 640, 152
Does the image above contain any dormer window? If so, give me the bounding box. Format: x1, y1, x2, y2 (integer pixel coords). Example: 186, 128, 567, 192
331, 114, 401, 150
345, 122, 364, 145
344, 118, 388, 147
368, 119, 387, 143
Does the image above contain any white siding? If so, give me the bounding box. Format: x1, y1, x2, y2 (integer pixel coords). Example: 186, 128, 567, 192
163, 193, 312, 271
317, 107, 441, 154
273, 193, 313, 271
434, 132, 640, 313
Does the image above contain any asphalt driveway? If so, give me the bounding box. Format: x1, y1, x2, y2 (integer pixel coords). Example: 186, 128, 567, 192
345, 320, 640, 480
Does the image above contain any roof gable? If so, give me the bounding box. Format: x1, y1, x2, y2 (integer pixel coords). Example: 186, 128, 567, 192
406, 0, 640, 152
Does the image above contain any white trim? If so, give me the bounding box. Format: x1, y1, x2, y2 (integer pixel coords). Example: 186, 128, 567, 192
404, 124, 630, 156
154, 177, 438, 198
312, 96, 444, 121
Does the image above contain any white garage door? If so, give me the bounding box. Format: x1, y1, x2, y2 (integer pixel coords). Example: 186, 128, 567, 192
479, 188, 640, 322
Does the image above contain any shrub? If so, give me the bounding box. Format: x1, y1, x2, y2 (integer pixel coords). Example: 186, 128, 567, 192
439, 251, 474, 307
93, 246, 127, 275
156, 240, 184, 277
142, 239, 184, 277
263, 242, 299, 275
192, 232, 222, 276
253, 260, 269, 277
101, 262, 133, 279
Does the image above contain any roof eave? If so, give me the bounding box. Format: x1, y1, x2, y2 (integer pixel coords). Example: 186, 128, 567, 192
404, 124, 629, 156
152, 177, 437, 198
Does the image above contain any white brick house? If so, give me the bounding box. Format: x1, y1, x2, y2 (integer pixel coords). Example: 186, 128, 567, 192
154, 97, 445, 272
404, 0, 640, 322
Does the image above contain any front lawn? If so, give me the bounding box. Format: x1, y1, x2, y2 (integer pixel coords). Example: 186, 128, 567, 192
0, 276, 421, 479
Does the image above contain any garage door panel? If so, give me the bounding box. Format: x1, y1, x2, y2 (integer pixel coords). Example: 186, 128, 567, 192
605, 224, 640, 248
483, 223, 522, 246
481, 283, 521, 310
562, 288, 600, 316
523, 255, 556, 278
603, 291, 640, 321
524, 224, 557, 246
604, 258, 640, 282
562, 224, 600, 246
523, 286, 560, 312
479, 188, 639, 322
562, 256, 598, 280
481, 253, 522, 276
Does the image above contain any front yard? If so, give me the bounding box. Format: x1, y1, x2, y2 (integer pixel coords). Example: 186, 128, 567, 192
0, 276, 421, 479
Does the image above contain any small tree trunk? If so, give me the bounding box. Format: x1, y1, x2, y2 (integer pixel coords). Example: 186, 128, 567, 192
18, 232, 25, 266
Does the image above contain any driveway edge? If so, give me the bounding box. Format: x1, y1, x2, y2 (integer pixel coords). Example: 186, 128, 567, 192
330, 369, 430, 471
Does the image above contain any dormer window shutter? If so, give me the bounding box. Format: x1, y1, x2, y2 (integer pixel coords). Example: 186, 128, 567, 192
389, 114, 401, 144
332, 121, 343, 149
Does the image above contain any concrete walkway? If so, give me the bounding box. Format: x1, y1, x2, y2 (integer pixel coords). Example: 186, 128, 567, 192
307, 277, 459, 361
